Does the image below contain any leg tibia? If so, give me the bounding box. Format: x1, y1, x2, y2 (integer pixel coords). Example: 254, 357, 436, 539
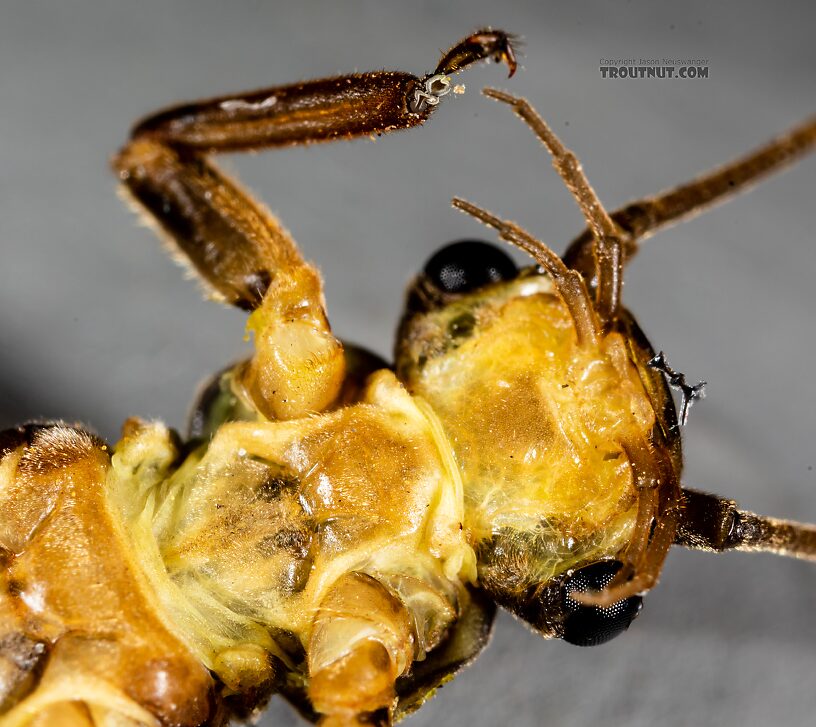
130, 30, 518, 152
133, 73, 425, 153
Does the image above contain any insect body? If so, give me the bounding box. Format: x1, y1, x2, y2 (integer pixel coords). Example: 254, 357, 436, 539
1, 31, 816, 727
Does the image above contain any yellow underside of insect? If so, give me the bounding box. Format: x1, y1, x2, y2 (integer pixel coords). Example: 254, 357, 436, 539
0, 271, 660, 726
0, 276, 656, 723
110, 370, 474, 668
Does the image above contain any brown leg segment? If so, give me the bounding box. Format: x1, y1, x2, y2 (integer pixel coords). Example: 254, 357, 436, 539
114, 31, 518, 420
563, 115, 816, 278
115, 138, 305, 312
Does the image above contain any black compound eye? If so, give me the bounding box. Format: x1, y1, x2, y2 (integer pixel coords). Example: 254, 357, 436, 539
423, 239, 517, 294
561, 560, 643, 647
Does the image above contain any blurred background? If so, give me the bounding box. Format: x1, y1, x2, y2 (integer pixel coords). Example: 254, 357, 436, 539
1, 2, 814, 725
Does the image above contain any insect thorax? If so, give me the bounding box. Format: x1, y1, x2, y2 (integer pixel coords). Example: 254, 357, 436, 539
395, 271, 662, 605
106, 370, 477, 687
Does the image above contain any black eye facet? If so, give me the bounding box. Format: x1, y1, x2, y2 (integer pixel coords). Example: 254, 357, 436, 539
423, 240, 517, 294
561, 560, 643, 647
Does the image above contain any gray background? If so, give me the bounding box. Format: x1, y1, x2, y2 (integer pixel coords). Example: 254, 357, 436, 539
1, 2, 815, 726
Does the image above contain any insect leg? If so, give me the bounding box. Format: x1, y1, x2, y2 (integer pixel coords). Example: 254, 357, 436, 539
114, 32, 518, 421
563, 115, 816, 277
434, 29, 520, 78
480, 87, 624, 328
115, 138, 310, 312
120, 30, 519, 298
308, 573, 415, 726
131, 30, 518, 150
452, 197, 600, 345
114, 136, 346, 421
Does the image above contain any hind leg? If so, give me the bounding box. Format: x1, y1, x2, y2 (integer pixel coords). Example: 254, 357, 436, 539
114, 32, 518, 421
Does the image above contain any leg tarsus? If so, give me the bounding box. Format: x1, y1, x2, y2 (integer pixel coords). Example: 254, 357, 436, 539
434, 29, 520, 78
